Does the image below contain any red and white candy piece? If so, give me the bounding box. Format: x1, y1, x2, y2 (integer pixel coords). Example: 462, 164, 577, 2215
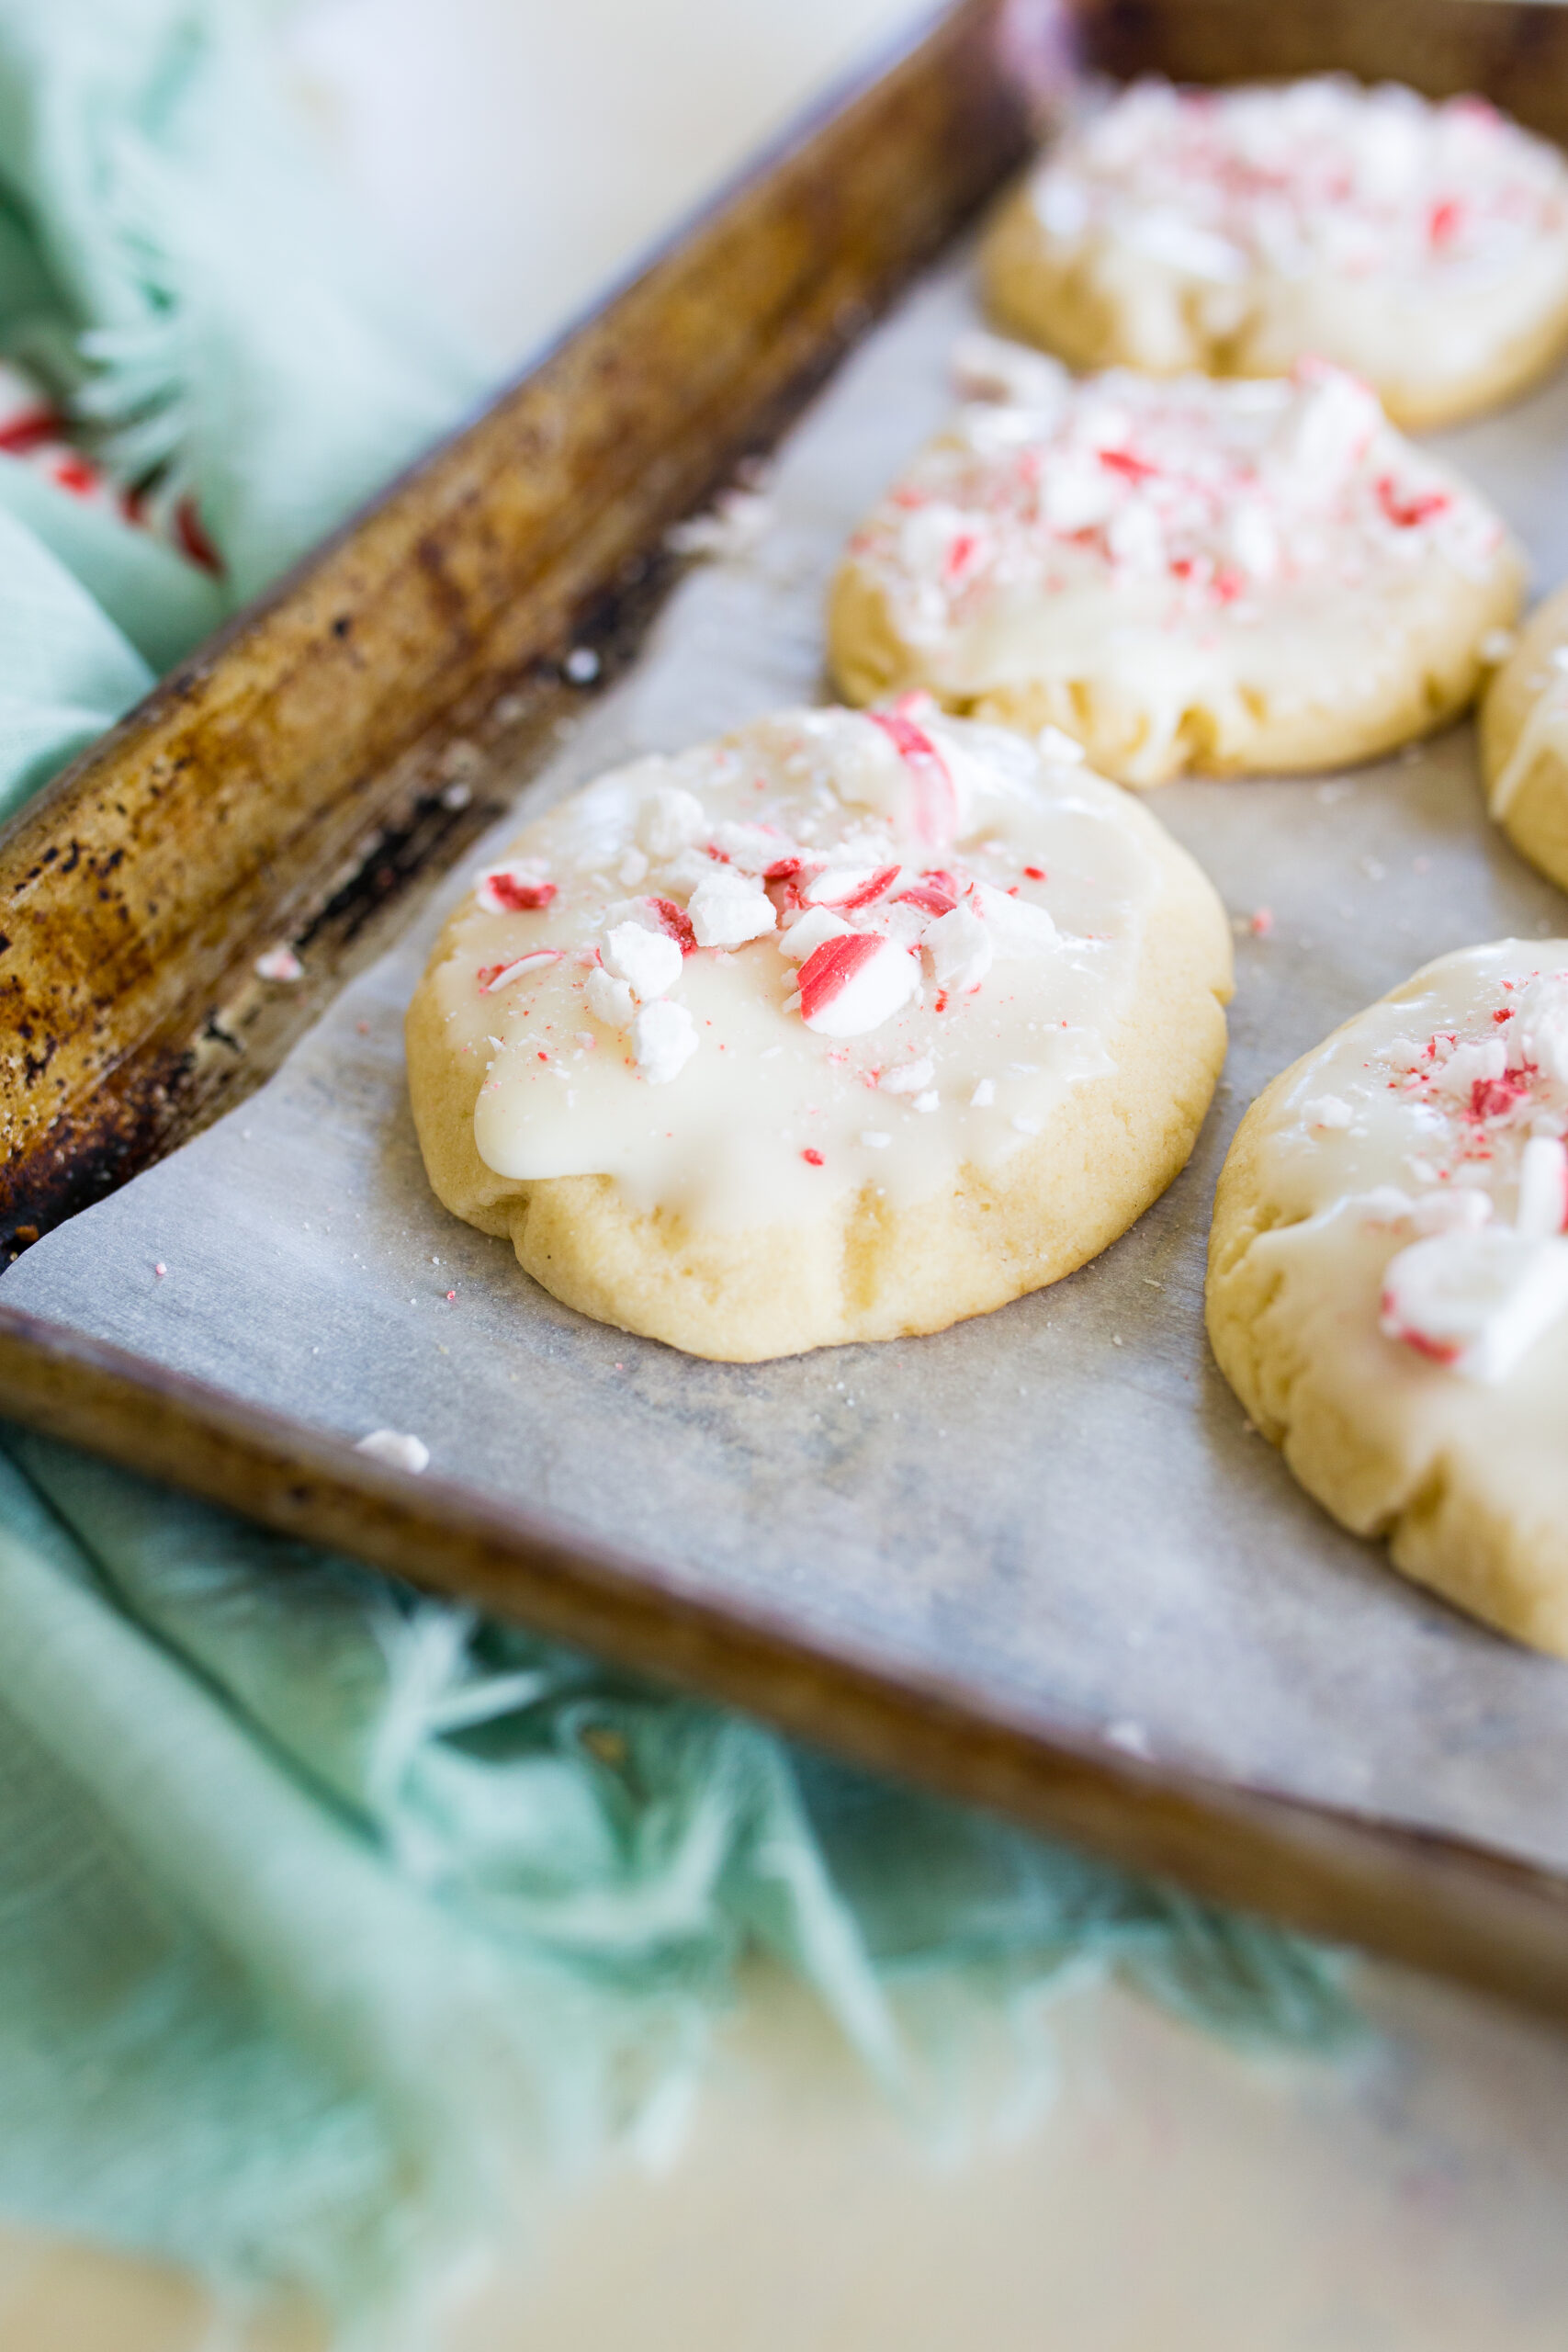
867, 698, 961, 850
800, 861, 902, 912
479, 948, 563, 994
477, 860, 558, 915
780, 905, 852, 964
923, 904, 993, 993
795, 933, 920, 1038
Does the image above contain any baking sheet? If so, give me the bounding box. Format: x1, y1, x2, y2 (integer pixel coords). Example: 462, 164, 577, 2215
10, 252, 1568, 1869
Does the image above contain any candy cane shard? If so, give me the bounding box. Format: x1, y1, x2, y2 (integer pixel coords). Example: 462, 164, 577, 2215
632, 999, 699, 1083
893, 869, 961, 917
780, 905, 853, 964
867, 698, 961, 849
923, 904, 993, 992
795, 933, 920, 1038
479, 949, 564, 993
603, 921, 682, 1001
686, 865, 777, 946
477, 862, 558, 914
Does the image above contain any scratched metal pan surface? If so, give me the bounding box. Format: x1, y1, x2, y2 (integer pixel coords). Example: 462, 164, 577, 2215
7, 0, 1568, 2012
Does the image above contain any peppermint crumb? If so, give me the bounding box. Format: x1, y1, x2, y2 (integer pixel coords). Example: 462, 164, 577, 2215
445, 1290, 457, 1302
254, 944, 303, 982
564, 647, 600, 684
356, 1020, 370, 1035
1248, 908, 1273, 937
355, 1430, 430, 1475
153, 1261, 167, 1279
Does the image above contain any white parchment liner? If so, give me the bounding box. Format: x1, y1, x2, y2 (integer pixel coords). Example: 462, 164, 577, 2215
11, 256, 1568, 1867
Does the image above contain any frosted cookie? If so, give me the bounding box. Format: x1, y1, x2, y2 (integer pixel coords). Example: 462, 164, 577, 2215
1208, 944, 1568, 1655
980, 77, 1568, 429
1480, 582, 1568, 894
407, 706, 1232, 1361
829, 349, 1522, 787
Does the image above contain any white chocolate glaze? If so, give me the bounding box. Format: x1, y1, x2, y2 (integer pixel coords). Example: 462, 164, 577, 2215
836, 353, 1517, 785
1015, 77, 1568, 407
1235, 944, 1568, 1387
420, 707, 1169, 1231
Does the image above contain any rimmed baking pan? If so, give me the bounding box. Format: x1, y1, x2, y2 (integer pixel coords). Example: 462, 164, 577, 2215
7, 0, 1568, 2018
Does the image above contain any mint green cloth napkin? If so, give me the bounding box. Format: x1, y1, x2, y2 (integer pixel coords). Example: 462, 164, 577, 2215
0, 3, 1356, 2339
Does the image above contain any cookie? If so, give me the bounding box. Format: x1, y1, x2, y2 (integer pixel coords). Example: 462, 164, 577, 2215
1207, 943, 1568, 1655
829, 347, 1522, 787
407, 706, 1232, 1361
1480, 582, 1568, 894
980, 77, 1568, 429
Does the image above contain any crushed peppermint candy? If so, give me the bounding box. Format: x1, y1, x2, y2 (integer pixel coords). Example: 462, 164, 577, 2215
849, 357, 1500, 635
479, 948, 563, 994
632, 999, 699, 1084
603, 921, 682, 1002
1022, 77, 1568, 306
477, 860, 557, 915
355, 1430, 431, 1475
796, 932, 919, 1038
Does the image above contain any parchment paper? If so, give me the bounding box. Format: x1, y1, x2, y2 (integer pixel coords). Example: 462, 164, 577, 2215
12, 254, 1568, 1869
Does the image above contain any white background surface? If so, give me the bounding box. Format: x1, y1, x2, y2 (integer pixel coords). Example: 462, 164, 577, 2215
8, 3, 1568, 2345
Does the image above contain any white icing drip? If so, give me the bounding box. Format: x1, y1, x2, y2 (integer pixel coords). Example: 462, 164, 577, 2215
432, 707, 1159, 1231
